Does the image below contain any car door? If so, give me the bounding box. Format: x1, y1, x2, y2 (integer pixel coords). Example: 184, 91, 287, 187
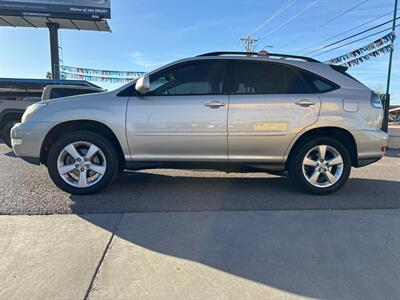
228, 60, 322, 163
126, 59, 229, 161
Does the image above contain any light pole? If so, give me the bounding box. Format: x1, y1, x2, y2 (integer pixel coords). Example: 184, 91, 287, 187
383, 0, 398, 132
47, 22, 61, 80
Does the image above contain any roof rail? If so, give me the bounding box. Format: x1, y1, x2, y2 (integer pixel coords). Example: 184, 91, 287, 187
197, 51, 320, 63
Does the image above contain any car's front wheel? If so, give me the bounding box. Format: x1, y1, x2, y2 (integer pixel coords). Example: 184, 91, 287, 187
47, 131, 119, 195
289, 137, 351, 195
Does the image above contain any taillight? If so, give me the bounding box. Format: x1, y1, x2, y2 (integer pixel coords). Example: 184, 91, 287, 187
371, 92, 383, 109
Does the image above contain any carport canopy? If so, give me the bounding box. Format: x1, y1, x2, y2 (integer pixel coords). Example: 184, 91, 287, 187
0, 77, 101, 101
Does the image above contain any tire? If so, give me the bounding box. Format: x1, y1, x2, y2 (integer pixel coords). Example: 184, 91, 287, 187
289, 137, 351, 195
2, 120, 18, 148
47, 131, 119, 195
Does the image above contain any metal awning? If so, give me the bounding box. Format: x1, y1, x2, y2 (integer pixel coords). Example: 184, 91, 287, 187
0, 15, 110, 31
0, 78, 101, 89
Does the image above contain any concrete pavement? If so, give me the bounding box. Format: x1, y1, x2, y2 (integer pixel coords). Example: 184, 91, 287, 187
1, 210, 400, 300
0, 214, 120, 300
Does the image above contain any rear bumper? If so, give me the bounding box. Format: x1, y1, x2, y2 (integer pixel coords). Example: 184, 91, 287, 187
355, 130, 388, 167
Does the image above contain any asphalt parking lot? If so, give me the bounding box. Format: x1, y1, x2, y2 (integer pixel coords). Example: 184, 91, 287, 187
0, 141, 399, 215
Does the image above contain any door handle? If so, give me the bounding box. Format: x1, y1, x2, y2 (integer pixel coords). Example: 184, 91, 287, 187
295, 99, 316, 107
204, 101, 227, 109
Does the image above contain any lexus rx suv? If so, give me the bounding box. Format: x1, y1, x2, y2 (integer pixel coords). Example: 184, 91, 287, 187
11, 52, 388, 195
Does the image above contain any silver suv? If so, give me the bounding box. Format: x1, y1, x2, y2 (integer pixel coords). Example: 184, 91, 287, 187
11, 52, 388, 195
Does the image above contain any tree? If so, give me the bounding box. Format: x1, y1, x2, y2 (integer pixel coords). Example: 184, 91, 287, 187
372, 84, 385, 97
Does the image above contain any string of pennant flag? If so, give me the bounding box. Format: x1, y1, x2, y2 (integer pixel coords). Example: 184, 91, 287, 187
325, 32, 394, 67
60, 65, 146, 83
339, 44, 394, 68
60, 72, 139, 83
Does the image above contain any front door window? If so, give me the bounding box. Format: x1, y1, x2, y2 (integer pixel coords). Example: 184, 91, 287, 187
148, 61, 226, 96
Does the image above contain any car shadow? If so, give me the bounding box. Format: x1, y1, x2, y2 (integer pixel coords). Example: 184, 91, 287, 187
385, 149, 400, 158
0, 139, 15, 157
3, 151, 16, 158
69, 171, 400, 214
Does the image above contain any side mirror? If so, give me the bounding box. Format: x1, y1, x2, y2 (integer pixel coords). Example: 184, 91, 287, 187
135, 75, 150, 95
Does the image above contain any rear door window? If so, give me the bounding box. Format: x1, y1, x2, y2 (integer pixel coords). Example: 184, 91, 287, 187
285, 67, 313, 94
233, 61, 286, 94
232, 61, 337, 94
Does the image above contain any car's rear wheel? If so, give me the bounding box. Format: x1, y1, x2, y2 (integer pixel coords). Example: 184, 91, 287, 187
2, 120, 18, 148
47, 131, 118, 195
289, 137, 351, 195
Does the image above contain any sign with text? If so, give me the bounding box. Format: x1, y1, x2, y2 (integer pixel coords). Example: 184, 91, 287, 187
0, 0, 111, 20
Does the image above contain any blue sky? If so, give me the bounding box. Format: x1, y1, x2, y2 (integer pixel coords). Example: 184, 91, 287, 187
0, 0, 399, 103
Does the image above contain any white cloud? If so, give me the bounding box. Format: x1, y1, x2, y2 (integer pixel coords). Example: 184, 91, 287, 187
172, 20, 225, 35
129, 51, 169, 70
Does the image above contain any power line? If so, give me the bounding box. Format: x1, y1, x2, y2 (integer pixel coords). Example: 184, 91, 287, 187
251, 0, 297, 35
324, 0, 369, 25
320, 10, 398, 44
241, 0, 296, 51
313, 24, 399, 57
260, 0, 319, 40
304, 16, 400, 56
296, 10, 397, 54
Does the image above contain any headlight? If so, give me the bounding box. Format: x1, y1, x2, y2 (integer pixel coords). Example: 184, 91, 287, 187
21, 103, 48, 123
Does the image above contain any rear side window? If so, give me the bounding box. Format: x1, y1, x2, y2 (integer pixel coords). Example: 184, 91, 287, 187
49, 88, 99, 99
313, 79, 335, 92
296, 70, 337, 93
232, 61, 337, 94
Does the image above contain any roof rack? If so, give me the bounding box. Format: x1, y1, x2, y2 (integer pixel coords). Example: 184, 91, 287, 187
197, 51, 320, 63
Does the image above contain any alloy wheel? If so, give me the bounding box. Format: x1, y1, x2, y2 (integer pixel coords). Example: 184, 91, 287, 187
57, 141, 107, 188
302, 145, 344, 188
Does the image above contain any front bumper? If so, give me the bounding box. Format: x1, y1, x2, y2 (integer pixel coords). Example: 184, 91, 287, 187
11, 121, 54, 165
355, 130, 388, 167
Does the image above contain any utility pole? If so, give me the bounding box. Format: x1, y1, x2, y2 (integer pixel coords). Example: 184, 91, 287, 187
239, 35, 260, 52
383, 0, 398, 132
